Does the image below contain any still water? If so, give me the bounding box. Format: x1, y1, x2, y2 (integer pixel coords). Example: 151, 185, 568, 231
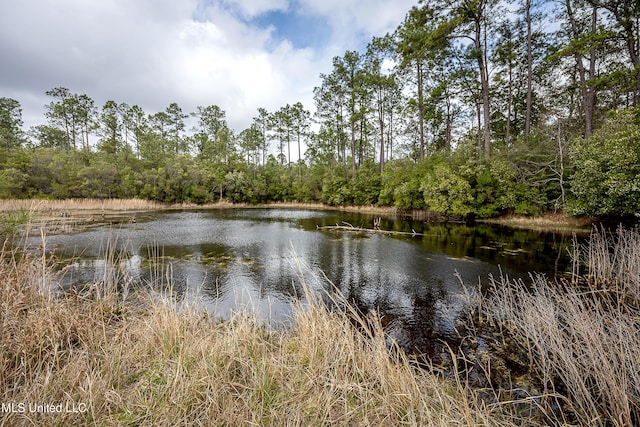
30, 209, 576, 354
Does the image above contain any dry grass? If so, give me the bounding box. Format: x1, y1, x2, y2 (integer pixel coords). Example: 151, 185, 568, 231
470, 226, 640, 426
479, 213, 594, 234
0, 198, 401, 216
0, 198, 166, 213
0, 236, 519, 426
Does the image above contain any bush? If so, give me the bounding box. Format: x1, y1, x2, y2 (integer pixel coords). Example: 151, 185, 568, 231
420, 163, 473, 216
569, 109, 640, 216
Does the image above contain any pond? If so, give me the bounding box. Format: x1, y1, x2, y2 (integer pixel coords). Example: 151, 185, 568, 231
27, 208, 578, 357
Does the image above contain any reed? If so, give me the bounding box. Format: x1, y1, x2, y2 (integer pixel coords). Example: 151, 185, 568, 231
0, 234, 520, 426
472, 225, 640, 426
0, 198, 165, 213
479, 213, 593, 234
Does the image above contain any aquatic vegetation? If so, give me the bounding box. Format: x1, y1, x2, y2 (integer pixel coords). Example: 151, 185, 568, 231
463, 226, 640, 426
0, 208, 31, 235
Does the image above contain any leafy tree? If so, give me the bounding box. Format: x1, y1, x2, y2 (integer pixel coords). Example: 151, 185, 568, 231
0, 168, 28, 198
314, 69, 348, 168
353, 161, 381, 205
29, 125, 67, 149
446, 0, 499, 158
0, 97, 25, 150
587, 0, 640, 102
192, 105, 225, 159
365, 36, 399, 172
322, 167, 353, 206
270, 104, 294, 166
395, 4, 437, 161
238, 124, 262, 167
252, 108, 270, 166
44, 88, 97, 150
569, 108, 640, 216
97, 100, 124, 159
421, 162, 473, 216
290, 102, 311, 165
124, 105, 148, 157
166, 102, 188, 154
315, 51, 370, 173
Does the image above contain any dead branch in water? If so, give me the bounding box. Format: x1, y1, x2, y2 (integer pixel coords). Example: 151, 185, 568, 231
316, 219, 422, 237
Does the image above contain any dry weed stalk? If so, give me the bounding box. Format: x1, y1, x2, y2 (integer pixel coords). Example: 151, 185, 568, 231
477, 226, 640, 426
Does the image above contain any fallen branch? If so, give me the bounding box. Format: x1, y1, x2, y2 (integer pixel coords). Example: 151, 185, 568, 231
315, 223, 422, 237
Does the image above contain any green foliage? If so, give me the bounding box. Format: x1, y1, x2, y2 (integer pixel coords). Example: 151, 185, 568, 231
0, 97, 25, 149
569, 109, 640, 216
0, 168, 29, 198
353, 162, 381, 205
225, 170, 252, 203
379, 159, 425, 209
291, 163, 323, 203
420, 163, 473, 216
0, 209, 30, 235
322, 168, 352, 206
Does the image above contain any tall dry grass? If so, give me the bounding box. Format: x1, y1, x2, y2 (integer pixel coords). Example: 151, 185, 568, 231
0, 198, 165, 213
470, 226, 640, 426
0, 236, 521, 426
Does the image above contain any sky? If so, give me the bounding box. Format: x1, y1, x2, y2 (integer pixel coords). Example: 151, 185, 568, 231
0, 0, 416, 135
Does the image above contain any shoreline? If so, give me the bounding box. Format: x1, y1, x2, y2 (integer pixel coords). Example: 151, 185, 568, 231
477, 212, 595, 234
1, 198, 595, 233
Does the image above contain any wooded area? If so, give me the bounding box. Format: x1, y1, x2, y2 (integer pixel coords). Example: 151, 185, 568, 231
1, 0, 639, 218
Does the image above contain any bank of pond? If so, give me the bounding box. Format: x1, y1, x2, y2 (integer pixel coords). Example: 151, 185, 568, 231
1, 207, 638, 425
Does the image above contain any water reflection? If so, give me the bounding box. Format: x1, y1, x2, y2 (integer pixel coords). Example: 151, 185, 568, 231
28, 209, 577, 354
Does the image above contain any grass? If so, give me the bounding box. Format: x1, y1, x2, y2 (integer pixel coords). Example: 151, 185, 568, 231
0, 198, 165, 213
0, 198, 402, 218
3, 218, 638, 426
479, 212, 594, 234
0, 208, 31, 235
0, 233, 519, 426
465, 225, 640, 426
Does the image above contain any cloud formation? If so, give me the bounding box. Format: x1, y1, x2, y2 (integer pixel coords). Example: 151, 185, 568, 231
0, 0, 414, 132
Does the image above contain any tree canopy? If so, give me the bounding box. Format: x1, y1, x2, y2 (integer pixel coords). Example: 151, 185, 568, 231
2, 0, 640, 217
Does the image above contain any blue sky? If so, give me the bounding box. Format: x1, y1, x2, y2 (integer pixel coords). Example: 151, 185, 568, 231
252, 10, 332, 50
0, 0, 416, 134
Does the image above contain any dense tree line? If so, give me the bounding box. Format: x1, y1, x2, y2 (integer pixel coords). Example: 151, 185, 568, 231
1, 0, 640, 218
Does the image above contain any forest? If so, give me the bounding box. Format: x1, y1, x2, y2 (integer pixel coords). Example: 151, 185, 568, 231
1, 0, 640, 219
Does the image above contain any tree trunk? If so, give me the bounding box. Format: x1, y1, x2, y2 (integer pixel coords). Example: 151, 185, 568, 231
525, 0, 533, 136
378, 98, 385, 173
475, 16, 491, 159
566, 0, 597, 137
417, 61, 425, 161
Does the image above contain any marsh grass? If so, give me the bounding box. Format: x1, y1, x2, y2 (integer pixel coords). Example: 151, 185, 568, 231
1, 234, 523, 426
479, 213, 593, 234
0, 208, 32, 235
468, 225, 640, 426
0, 198, 403, 218
0, 198, 166, 213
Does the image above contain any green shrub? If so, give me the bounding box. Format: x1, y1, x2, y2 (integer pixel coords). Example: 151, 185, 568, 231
569, 109, 640, 216
420, 163, 473, 216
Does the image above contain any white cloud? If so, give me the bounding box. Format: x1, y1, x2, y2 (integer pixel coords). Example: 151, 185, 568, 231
0, 0, 414, 135
298, 0, 415, 49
